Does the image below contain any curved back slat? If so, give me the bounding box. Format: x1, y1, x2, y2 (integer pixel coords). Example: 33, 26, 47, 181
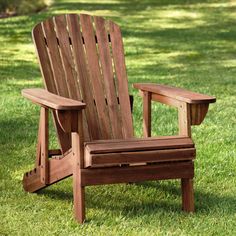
109, 20, 134, 138
94, 16, 123, 139
32, 13, 134, 148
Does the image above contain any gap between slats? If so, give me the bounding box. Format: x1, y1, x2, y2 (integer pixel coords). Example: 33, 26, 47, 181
41, 19, 70, 98
108, 20, 134, 138
56, 14, 90, 141
66, 14, 101, 140
79, 14, 112, 140
94, 15, 123, 139
34, 14, 134, 142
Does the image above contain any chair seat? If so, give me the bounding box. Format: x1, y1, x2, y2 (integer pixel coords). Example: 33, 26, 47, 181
84, 136, 196, 168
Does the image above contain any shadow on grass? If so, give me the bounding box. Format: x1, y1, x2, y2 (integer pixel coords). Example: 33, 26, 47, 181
38, 180, 236, 218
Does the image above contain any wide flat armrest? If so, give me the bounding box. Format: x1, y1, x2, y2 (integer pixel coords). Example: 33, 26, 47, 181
133, 83, 216, 104
22, 88, 86, 110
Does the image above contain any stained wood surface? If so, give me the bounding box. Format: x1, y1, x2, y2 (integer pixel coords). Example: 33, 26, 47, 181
109, 20, 134, 138
178, 103, 191, 137
66, 14, 100, 140
54, 15, 81, 100
25, 14, 200, 223
151, 93, 182, 108
85, 148, 196, 168
33, 21, 72, 152
40, 107, 49, 184
72, 112, 85, 223
181, 178, 194, 212
143, 91, 151, 137
22, 88, 86, 110
42, 18, 70, 97
80, 14, 111, 140
81, 161, 194, 186
133, 83, 216, 104
23, 152, 73, 193
85, 137, 194, 154
32, 13, 134, 143
94, 16, 123, 139
190, 103, 209, 125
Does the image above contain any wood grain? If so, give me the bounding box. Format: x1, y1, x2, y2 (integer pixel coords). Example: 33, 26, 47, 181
181, 178, 194, 212
109, 21, 134, 138
40, 107, 49, 184
143, 91, 151, 137
85, 137, 194, 154
81, 161, 194, 186
67, 14, 100, 140
42, 18, 69, 97
80, 14, 112, 140
72, 112, 85, 223
22, 88, 86, 110
178, 102, 191, 137
54, 15, 80, 100
84, 148, 196, 168
134, 83, 216, 104
24, 14, 203, 224
94, 16, 123, 139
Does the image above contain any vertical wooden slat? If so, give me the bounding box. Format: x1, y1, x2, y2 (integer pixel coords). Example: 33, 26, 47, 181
143, 91, 151, 137
54, 15, 80, 100
54, 15, 90, 141
94, 16, 123, 139
42, 18, 73, 151
109, 21, 134, 138
33, 24, 71, 154
42, 19, 69, 98
40, 107, 49, 184
80, 14, 111, 140
34, 14, 135, 143
67, 14, 100, 140
32, 24, 57, 94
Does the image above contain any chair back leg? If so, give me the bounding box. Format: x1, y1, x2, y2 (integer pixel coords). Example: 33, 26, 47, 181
72, 112, 85, 223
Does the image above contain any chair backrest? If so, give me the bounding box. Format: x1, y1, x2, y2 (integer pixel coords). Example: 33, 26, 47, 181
32, 14, 134, 145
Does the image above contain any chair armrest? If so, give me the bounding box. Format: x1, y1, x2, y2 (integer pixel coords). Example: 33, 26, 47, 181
133, 83, 216, 137
133, 83, 216, 104
22, 88, 86, 110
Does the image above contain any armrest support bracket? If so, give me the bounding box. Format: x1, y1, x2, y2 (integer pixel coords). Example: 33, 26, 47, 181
22, 88, 86, 133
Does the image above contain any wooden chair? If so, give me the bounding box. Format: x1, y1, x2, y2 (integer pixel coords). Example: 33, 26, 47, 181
22, 14, 216, 223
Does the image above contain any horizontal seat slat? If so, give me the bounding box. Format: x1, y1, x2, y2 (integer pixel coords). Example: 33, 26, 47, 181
84, 148, 196, 168
85, 137, 194, 154
84, 136, 195, 168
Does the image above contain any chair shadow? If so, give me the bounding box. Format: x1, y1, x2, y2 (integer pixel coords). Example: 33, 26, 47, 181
38, 180, 236, 218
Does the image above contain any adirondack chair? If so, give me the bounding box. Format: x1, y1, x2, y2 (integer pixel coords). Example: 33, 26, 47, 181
22, 13, 216, 223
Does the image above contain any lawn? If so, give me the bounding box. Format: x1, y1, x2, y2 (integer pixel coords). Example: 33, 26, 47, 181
0, 0, 236, 235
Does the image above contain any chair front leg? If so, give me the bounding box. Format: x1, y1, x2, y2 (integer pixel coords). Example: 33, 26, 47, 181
71, 111, 85, 223
181, 178, 194, 212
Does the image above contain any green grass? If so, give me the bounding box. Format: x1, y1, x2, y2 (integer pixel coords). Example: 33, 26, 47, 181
1, 0, 236, 235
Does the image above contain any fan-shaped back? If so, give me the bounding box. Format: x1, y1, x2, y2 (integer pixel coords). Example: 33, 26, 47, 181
32, 14, 134, 148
